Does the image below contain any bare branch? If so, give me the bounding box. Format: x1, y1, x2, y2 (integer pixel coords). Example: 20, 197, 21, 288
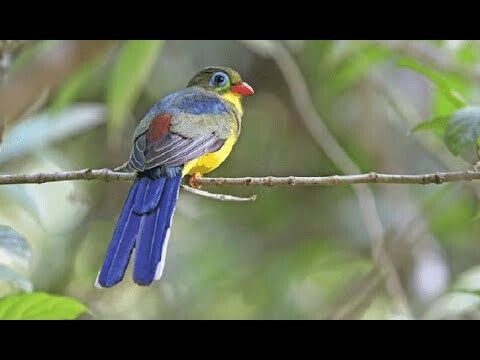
197, 172, 480, 186
0, 169, 480, 186
1, 169, 480, 186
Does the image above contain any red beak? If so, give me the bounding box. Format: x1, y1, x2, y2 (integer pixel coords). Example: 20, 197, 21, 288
230, 82, 254, 96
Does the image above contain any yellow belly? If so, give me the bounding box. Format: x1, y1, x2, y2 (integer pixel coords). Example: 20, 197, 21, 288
182, 133, 237, 176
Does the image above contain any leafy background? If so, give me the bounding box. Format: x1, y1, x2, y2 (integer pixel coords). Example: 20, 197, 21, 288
1, 40, 480, 319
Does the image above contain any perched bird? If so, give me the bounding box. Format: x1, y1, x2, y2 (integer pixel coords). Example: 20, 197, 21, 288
96, 67, 254, 288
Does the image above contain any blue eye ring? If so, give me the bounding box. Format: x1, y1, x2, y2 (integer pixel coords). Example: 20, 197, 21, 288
209, 72, 229, 87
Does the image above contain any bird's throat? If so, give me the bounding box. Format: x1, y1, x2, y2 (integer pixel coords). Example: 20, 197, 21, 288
220, 92, 243, 117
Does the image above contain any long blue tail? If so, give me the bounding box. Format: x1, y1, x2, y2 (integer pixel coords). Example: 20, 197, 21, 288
96, 170, 181, 288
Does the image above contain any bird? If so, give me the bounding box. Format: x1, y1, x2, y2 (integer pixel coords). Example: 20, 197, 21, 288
96, 66, 254, 288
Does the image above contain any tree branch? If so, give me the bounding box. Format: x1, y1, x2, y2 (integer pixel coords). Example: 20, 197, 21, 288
1, 168, 480, 186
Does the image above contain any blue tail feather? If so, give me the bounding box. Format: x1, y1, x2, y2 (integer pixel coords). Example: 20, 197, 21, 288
134, 177, 166, 215
96, 168, 182, 288
150, 178, 180, 279
132, 177, 150, 213
96, 181, 141, 288
133, 175, 181, 285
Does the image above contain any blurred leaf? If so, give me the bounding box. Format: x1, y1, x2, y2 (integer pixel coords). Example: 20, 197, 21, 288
431, 74, 471, 118
398, 58, 467, 109
10, 41, 59, 74
107, 40, 163, 136
331, 44, 391, 92
411, 116, 450, 134
423, 292, 480, 319
50, 59, 102, 112
0, 186, 40, 220
454, 42, 480, 65
0, 265, 32, 293
452, 265, 480, 294
0, 104, 105, 165
0, 292, 87, 320
243, 239, 372, 318
0, 225, 31, 270
444, 106, 480, 156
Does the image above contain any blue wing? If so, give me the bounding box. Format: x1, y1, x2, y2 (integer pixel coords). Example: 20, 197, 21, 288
146, 87, 230, 117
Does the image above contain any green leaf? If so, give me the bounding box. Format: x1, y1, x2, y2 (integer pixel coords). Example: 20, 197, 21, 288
0, 265, 32, 293
0, 292, 87, 320
444, 106, 480, 156
431, 74, 471, 118
50, 59, 102, 112
454, 42, 480, 65
107, 40, 163, 136
411, 115, 450, 134
330, 44, 392, 92
0, 226, 31, 269
398, 58, 467, 109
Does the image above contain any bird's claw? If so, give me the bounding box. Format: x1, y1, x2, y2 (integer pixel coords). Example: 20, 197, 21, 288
188, 173, 203, 189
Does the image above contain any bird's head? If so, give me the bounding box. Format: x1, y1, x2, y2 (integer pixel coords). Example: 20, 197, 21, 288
187, 66, 254, 97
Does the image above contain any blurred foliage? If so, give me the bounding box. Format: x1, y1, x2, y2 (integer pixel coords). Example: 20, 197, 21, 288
107, 40, 163, 138
2, 40, 480, 319
0, 292, 87, 319
0, 225, 32, 294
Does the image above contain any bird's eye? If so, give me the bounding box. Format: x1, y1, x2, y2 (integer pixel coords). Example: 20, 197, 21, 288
210, 72, 228, 87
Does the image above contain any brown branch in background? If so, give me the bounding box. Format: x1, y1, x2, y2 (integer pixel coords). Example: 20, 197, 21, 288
259, 40, 411, 317
329, 269, 384, 320
0, 40, 118, 122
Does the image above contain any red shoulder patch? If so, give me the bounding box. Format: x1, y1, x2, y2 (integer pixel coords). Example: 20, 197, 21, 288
146, 114, 173, 144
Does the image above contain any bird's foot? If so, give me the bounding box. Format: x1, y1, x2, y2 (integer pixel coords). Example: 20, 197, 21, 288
188, 173, 203, 189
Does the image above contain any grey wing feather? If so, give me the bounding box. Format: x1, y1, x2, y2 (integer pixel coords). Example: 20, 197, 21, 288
127, 135, 147, 172
144, 133, 224, 169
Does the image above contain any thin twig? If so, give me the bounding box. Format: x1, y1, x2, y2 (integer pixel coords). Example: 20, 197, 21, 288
2, 169, 480, 186
114, 162, 129, 172
180, 185, 256, 202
